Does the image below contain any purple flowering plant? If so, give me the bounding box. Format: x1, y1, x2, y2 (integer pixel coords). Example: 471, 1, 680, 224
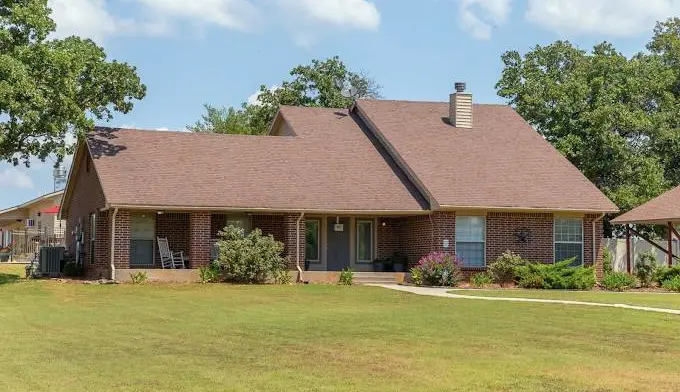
410, 251, 462, 287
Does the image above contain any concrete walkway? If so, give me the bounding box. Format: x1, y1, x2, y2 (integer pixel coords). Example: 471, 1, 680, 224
370, 284, 680, 315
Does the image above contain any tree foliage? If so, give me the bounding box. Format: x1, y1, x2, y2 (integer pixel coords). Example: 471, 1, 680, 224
496, 18, 680, 232
0, 0, 146, 166
189, 56, 381, 134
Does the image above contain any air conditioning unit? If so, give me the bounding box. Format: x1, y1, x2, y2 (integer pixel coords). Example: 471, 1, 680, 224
40, 246, 65, 277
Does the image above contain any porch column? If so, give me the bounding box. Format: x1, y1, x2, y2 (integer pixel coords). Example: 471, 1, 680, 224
626, 225, 631, 273
668, 222, 674, 267
188, 212, 211, 268
283, 213, 305, 270
112, 210, 130, 270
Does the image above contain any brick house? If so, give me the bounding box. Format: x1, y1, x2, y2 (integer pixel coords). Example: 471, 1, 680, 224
60, 84, 617, 282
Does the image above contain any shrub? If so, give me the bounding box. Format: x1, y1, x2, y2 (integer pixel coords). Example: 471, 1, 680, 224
487, 250, 526, 287
410, 268, 423, 285
661, 275, 680, 292
274, 269, 293, 284
130, 271, 148, 284
601, 272, 636, 291
602, 247, 613, 275
515, 259, 595, 290
216, 226, 288, 284
470, 272, 493, 288
62, 262, 83, 277
339, 268, 354, 285
410, 252, 462, 287
635, 250, 658, 287
655, 266, 680, 285
198, 261, 221, 283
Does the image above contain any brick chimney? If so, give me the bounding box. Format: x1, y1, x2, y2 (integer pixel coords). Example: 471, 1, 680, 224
449, 82, 472, 128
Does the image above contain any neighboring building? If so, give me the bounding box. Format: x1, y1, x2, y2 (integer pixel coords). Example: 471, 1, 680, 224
60, 84, 617, 281
611, 184, 680, 270
0, 190, 66, 251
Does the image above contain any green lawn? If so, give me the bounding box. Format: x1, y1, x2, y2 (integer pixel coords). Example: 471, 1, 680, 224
450, 289, 680, 310
1, 266, 680, 391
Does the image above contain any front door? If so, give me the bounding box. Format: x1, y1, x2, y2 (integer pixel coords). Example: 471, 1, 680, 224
130, 213, 155, 266
327, 217, 350, 271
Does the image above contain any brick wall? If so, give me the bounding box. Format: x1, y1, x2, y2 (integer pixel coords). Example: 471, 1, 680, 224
113, 210, 130, 269
400, 215, 435, 267
252, 214, 285, 243
282, 214, 305, 269
92, 210, 110, 277
156, 212, 190, 265
431, 211, 456, 253
377, 218, 401, 259
64, 148, 108, 278
210, 214, 227, 238
486, 212, 554, 264
188, 212, 211, 268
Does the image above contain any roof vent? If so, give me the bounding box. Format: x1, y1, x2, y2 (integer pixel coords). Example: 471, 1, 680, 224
449, 82, 472, 128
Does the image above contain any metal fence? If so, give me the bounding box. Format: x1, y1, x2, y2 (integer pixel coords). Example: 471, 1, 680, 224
7, 228, 66, 262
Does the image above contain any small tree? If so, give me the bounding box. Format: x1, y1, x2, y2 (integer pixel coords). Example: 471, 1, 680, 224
488, 250, 526, 287
635, 250, 659, 288
215, 226, 288, 284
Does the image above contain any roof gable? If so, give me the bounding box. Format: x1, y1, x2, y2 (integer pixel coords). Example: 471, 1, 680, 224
354, 99, 618, 213
612, 185, 680, 224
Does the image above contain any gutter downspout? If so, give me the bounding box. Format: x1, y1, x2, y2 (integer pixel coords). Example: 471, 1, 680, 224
592, 214, 605, 280
296, 212, 305, 283
110, 208, 118, 281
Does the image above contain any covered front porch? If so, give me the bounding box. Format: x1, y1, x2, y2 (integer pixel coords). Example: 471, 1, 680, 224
96, 209, 433, 281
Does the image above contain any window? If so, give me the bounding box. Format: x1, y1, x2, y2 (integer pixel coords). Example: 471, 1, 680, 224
226, 215, 251, 231
89, 213, 96, 264
554, 217, 583, 267
26, 219, 35, 228
356, 220, 373, 263
305, 220, 320, 262
455, 216, 486, 267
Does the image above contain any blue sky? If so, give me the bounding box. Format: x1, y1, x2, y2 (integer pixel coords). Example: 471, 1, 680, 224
0, 0, 676, 208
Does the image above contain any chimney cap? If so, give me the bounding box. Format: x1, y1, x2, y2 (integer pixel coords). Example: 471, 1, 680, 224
454, 82, 466, 93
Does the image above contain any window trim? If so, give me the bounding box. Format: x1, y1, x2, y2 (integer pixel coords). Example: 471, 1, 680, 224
305, 219, 321, 263
455, 215, 487, 268
26, 219, 35, 228
553, 217, 584, 267
356, 219, 374, 264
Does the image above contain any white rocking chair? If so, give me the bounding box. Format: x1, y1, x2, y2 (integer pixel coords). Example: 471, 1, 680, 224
156, 237, 186, 269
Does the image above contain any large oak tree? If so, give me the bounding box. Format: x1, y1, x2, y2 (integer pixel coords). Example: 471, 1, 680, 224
496, 18, 680, 233
0, 0, 146, 166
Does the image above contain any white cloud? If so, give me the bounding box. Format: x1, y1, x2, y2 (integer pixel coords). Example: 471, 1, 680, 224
48, 0, 135, 43
137, 0, 261, 32
46, 0, 380, 45
0, 168, 34, 190
458, 0, 512, 40
279, 0, 380, 30
525, 0, 680, 37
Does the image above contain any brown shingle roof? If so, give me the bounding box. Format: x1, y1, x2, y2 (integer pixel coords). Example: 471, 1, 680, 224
86, 112, 427, 212
355, 99, 617, 212
611, 185, 680, 224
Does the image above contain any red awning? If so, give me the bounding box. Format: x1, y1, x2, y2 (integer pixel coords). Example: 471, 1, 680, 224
41, 206, 60, 214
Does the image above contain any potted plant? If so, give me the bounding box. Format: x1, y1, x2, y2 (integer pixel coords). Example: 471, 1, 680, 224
392, 251, 408, 273
373, 257, 386, 272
